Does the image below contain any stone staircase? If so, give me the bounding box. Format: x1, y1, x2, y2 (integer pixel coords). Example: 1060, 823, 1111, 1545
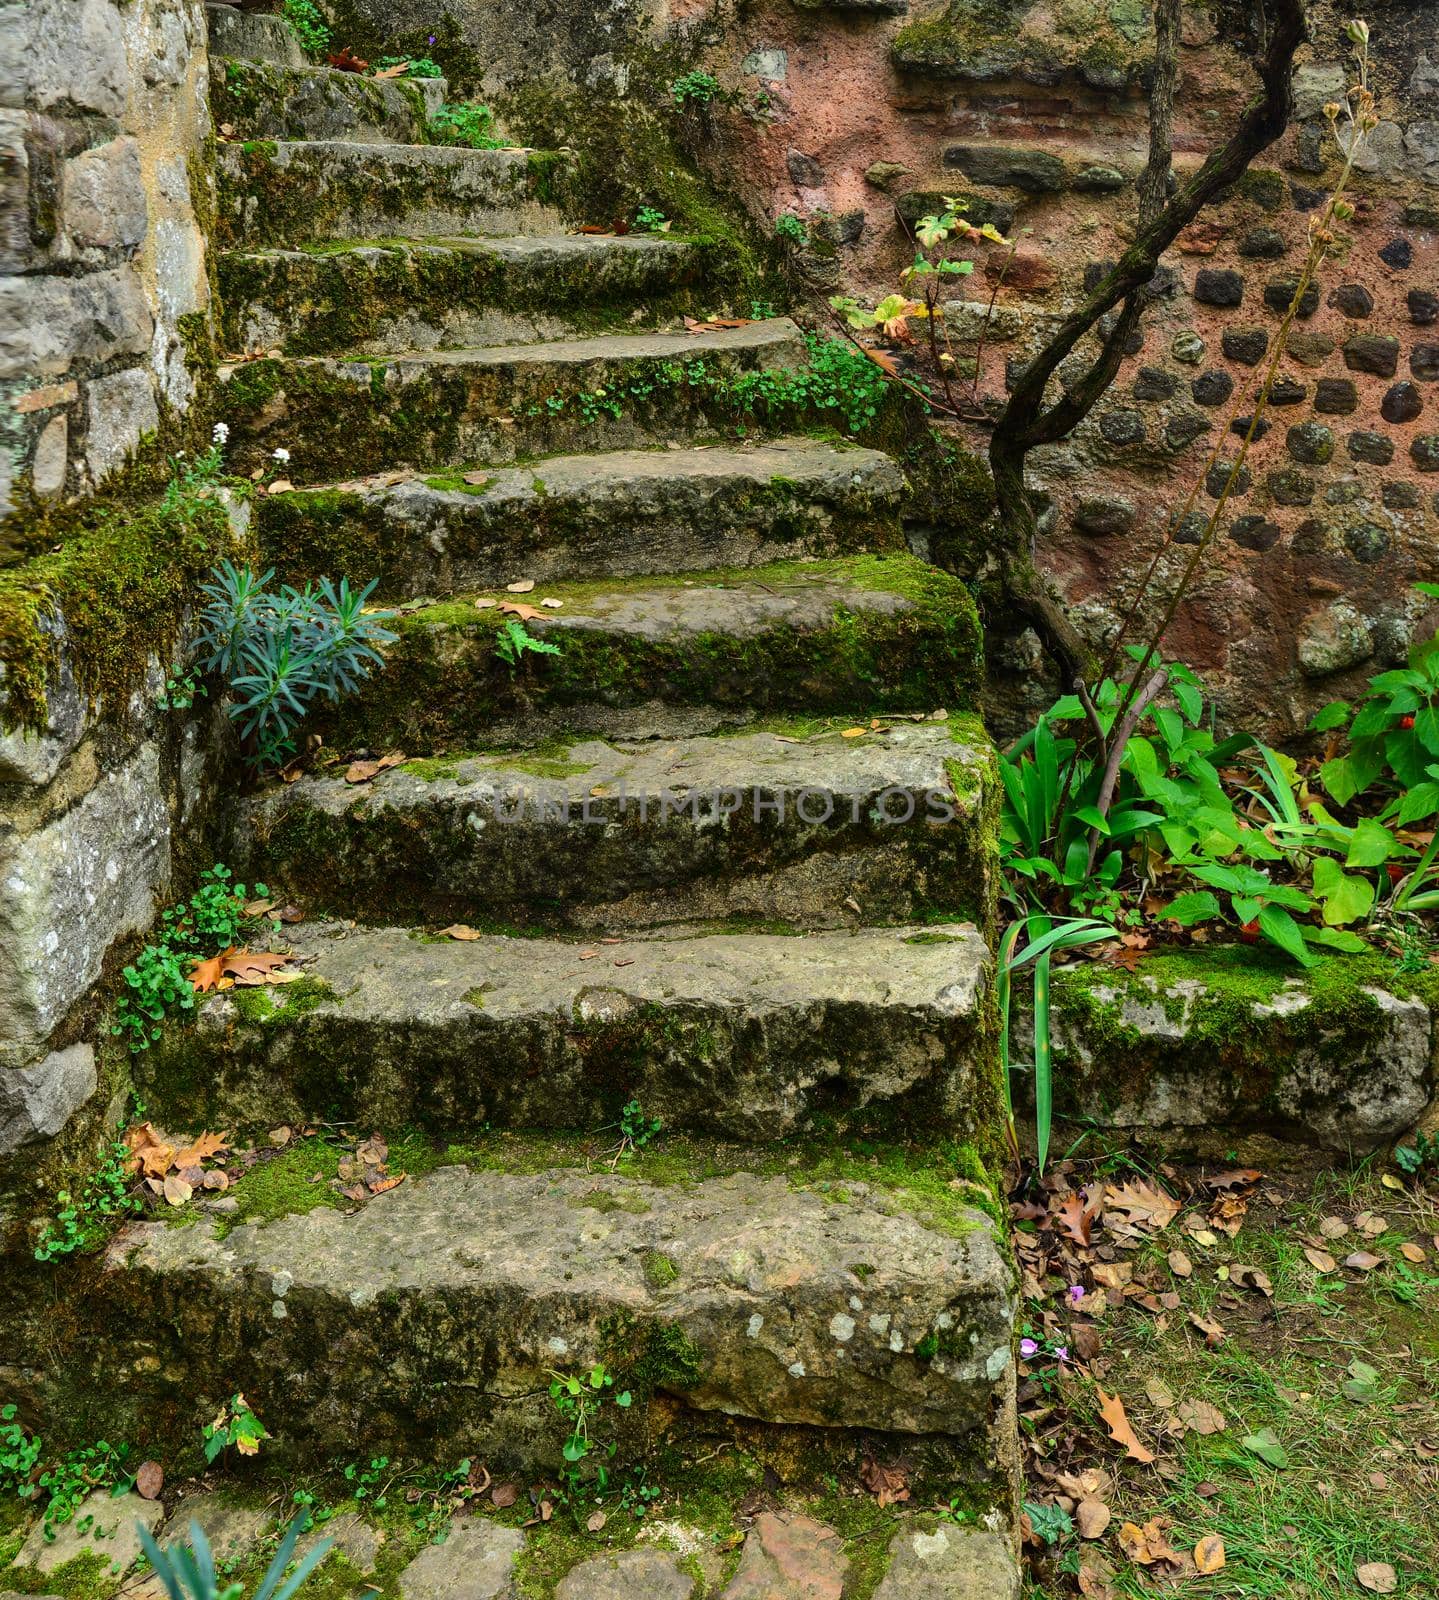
26, 11, 1022, 1594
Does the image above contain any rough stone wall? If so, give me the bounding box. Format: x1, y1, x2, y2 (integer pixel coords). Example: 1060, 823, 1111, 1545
667, 0, 1438, 739
1, 0, 214, 516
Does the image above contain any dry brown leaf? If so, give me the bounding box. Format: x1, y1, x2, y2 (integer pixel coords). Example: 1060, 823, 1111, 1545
441, 925, 483, 941
1303, 1245, 1339, 1273
135, 1461, 163, 1500
1117, 1517, 1174, 1564
1145, 1376, 1177, 1409
1058, 1192, 1100, 1246
1194, 1534, 1226, 1574
225, 951, 299, 987
1167, 1249, 1193, 1278
1356, 1562, 1398, 1593
1096, 1388, 1155, 1464
163, 1173, 193, 1207
1105, 1178, 1181, 1231
345, 751, 406, 784
1189, 1310, 1227, 1347
1319, 1215, 1350, 1238
1345, 1251, 1383, 1272
374, 61, 410, 77
1399, 1242, 1427, 1263
586, 1510, 606, 1532
859, 1455, 911, 1508
1076, 1498, 1111, 1540
1177, 1398, 1226, 1436
500, 601, 543, 620
487, 1481, 515, 1508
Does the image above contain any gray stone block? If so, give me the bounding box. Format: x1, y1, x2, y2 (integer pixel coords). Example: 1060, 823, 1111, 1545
63, 137, 148, 252
17, 1491, 163, 1575
85, 367, 160, 484
0, 1043, 96, 1154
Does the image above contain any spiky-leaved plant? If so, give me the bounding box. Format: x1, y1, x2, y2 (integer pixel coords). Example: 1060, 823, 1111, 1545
138, 1513, 330, 1600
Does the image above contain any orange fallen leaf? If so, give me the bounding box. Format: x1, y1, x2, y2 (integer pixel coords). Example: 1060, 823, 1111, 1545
1194, 1534, 1225, 1574
345, 751, 406, 784
500, 602, 543, 620
1097, 1387, 1155, 1464
136, 1461, 163, 1500
441, 925, 483, 941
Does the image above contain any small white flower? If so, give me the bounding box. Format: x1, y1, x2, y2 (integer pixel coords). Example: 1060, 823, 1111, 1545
212, 422, 230, 444
272, 447, 291, 463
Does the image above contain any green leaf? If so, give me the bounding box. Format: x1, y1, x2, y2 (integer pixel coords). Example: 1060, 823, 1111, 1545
1165, 890, 1221, 926
1319, 756, 1358, 807
1341, 1359, 1381, 1402
1172, 679, 1202, 724
1241, 1427, 1290, 1469
1311, 856, 1374, 926
1395, 781, 1439, 827
1309, 700, 1351, 732
1304, 926, 1369, 952
1346, 818, 1395, 868
1258, 904, 1317, 967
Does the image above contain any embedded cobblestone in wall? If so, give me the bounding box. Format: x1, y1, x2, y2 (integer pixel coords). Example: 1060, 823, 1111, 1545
2, 0, 212, 513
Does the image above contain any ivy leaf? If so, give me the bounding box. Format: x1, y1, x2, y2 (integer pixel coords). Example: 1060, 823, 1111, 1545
1320, 755, 1358, 807
1309, 700, 1351, 732
1304, 926, 1369, 953
1394, 781, 1439, 826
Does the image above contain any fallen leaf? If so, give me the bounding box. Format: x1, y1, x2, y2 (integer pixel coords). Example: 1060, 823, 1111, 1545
1167, 1249, 1193, 1278
1105, 1178, 1181, 1232
136, 1461, 163, 1500
1399, 1242, 1426, 1263
1177, 1398, 1226, 1435
1342, 1359, 1382, 1403
1241, 1427, 1290, 1469
441, 925, 484, 941
269, 1126, 292, 1147
586, 1510, 606, 1532
1096, 1388, 1155, 1464
1145, 1377, 1177, 1409
1057, 1192, 1101, 1246
1076, 1498, 1111, 1540
1194, 1534, 1225, 1574
1319, 1215, 1350, 1239
1117, 1517, 1175, 1564
163, 1173, 193, 1206
1345, 1251, 1383, 1272
500, 601, 543, 620
1303, 1245, 1338, 1273
1356, 1562, 1398, 1594
859, 1455, 911, 1508
374, 61, 410, 77
345, 751, 406, 784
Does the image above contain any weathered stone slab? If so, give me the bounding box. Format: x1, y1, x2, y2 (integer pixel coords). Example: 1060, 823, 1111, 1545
397, 1518, 523, 1600
1025, 954, 1434, 1149
210, 59, 444, 145
239, 722, 993, 931
159, 1493, 270, 1565
215, 141, 560, 249
218, 232, 705, 356
0, 744, 171, 1066
140, 919, 993, 1141
204, 1, 304, 67
220, 321, 808, 479
252, 440, 903, 595
721, 1512, 847, 1598
90, 1165, 1014, 1462
0, 1044, 97, 1155
557, 1548, 694, 1600
873, 1525, 1019, 1599
17, 1491, 163, 1576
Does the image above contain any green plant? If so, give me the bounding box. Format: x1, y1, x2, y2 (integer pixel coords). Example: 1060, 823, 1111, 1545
494, 619, 561, 675
342, 1456, 390, 1508
140, 1511, 331, 1600
774, 212, 807, 245
376, 54, 442, 77
635, 205, 669, 232
609, 1098, 662, 1160
670, 69, 722, 107
34, 1137, 143, 1262
1395, 1131, 1439, 1180
280, 0, 330, 55
37, 1438, 134, 1535
547, 1365, 631, 1515
196, 562, 396, 767
202, 1394, 268, 1466
427, 102, 505, 149
157, 670, 204, 711
997, 915, 1118, 1171
114, 865, 269, 1050
1, 1405, 41, 1497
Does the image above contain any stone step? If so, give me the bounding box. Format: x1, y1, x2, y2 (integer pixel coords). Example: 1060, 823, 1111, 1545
69, 1160, 1017, 1479
211, 57, 447, 145
235, 719, 996, 933
219, 318, 808, 479
204, 1, 304, 68
217, 233, 706, 357
259, 554, 983, 749
141, 919, 995, 1142
252, 440, 906, 596
215, 140, 563, 249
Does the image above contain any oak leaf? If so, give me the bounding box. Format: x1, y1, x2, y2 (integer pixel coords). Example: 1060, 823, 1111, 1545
1096, 1388, 1155, 1463
1104, 1178, 1181, 1231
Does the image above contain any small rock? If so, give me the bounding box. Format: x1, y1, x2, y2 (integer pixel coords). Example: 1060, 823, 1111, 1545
1382, 381, 1423, 424
873, 1525, 1020, 1600
1409, 289, 1439, 325
1165, 411, 1209, 449
1132, 366, 1178, 401
298, 1511, 383, 1575
1172, 512, 1208, 545
558, 1548, 694, 1600
18, 1492, 163, 1576
1268, 378, 1307, 405
398, 1519, 524, 1600
1268, 468, 1314, 506
1263, 277, 1318, 316
1171, 331, 1206, 364
1343, 334, 1400, 377
864, 161, 910, 191
1348, 430, 1394, 466
1222, 328, 1268, 365
1345, 523, 1390, 564
1074, 494, 1135, 536
1291, 518, 1328, 555
721, 1512, 848, 1599
1412, 344, 1439, 382
1315, 377, 1358, 414
1329, 282, 1373, 317
160, 1495, 270, 1566
786, 149, 826, 188
941, 144, 1067, 193
1412, 434, 1439, 473
1073, 164, 1127, 192
1099, 409, 1145, 446
1238, 227, 1286, 258
1230, 515, 1282, 552
1229, 415, 1270, 441
1206, 461, 1251, 498
1191, 369, 1233, 406
1298, 601, 1374, 677
1383, 481, 1422, 510
1288, 330, 1336, 367
1287, 422, 1335, 465
1378, 237, 1413, 270
1194, 267, 1244, 306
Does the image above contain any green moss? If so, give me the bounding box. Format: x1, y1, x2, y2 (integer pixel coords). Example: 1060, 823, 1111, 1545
0, 1550, 126, 1600
1235, 167, 1287, 211
212, 1140, 347, 1235
402, 757, 463, 782
642, 1250, 679, 1289
229, 976, 339, 1024
0, 492, 239, 733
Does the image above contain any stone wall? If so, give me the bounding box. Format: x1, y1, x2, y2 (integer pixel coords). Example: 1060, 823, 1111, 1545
662, 0, 1439, 739
1, 0, 214, 517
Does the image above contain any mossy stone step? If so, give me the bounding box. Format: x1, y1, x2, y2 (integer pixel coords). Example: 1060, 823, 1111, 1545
215, 140, 565, 249
71, 1164, 1016, 1476
252, 440, 905, 596
204, 1, 303, 68
217, 233, 707, 357
235, 719, 996, 933
258, 554, 983, 749
211, 57, 446, 146
140, 919, 996, 1141
219, 319, 807, 479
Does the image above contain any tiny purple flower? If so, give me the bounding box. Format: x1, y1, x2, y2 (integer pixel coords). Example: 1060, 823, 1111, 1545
428, 34, 436, 44
1019, 1337, 1040, 1359
1054, 1345, 1070, 1364
1069, 1284, 1084, 1305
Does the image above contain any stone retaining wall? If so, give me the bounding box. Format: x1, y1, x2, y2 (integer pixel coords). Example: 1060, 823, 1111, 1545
2, 0, 213, 518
